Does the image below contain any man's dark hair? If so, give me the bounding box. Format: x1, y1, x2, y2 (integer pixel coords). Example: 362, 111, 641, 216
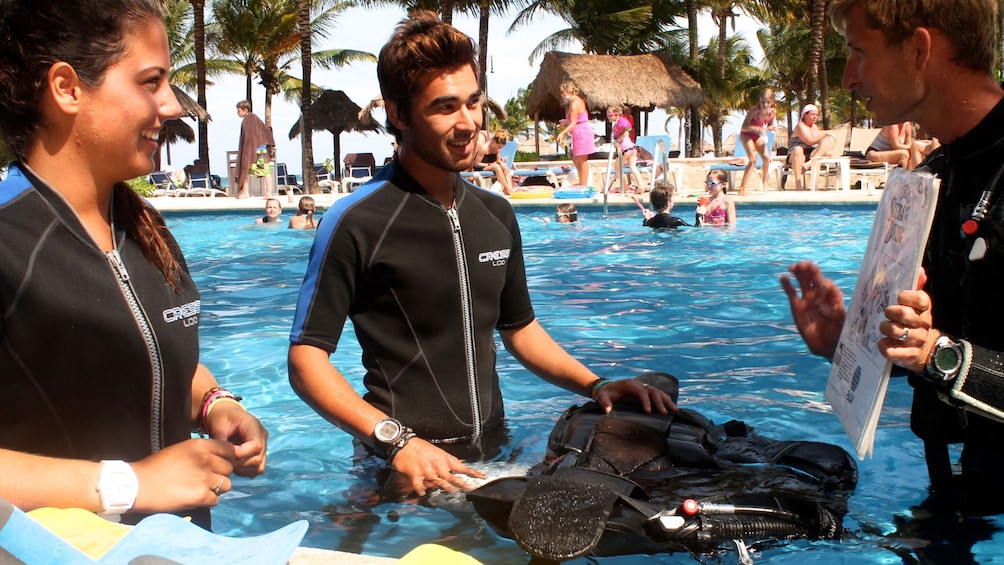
376, 10, 479, 139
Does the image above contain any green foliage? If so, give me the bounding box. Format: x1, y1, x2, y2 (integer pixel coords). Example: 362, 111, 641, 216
490, 88, 535, 139
127, 176, 155, 197
0, 136, 13, 166
510, 0, 686, 62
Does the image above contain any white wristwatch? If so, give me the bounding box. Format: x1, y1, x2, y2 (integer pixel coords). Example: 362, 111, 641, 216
96, 460, 138, 516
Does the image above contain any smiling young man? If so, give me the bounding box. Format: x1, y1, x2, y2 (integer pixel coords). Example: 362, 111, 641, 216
781, 0, 1004, 508
287, 11, 674, 499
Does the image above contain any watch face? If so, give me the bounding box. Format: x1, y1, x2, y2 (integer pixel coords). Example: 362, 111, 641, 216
375, 419, 402, 443
935, 345, 960, 372
104, 471, 136, 504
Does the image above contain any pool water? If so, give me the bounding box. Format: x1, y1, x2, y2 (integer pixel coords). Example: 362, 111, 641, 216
167, 203, 1004, 563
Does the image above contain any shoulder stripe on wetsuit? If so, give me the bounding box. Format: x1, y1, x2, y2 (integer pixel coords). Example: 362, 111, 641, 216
0, 164, 35, 207
289, 172, 391, 344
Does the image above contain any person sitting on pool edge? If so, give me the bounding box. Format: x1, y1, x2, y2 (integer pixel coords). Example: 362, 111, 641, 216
471, 129, 513, 195
640, 180, 687, 229
287, 11, 675, 501
255, 198, 282, 224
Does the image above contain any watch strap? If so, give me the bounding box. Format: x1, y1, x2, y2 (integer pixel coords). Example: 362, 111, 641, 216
387, 431, 417, 463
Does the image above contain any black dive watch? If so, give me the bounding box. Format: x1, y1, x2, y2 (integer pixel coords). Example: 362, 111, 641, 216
926, 335, 963, 383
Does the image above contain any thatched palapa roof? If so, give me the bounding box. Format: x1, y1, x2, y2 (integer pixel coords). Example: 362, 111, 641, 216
526, 52, 704, 122
171, 85, 210, 122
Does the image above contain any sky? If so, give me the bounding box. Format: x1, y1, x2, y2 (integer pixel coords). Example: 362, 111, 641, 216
165, 6, 767, 181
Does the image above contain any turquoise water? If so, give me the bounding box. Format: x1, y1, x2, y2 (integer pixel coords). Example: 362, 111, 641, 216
167, 204, 1004, 563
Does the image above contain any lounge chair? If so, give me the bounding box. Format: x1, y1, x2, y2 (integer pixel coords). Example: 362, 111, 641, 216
846, 127, 891, 191
275, 163, 302, 196
709, 130, 778, 191
186, 172, 227, 197
342, 153, 376, 192
631, 135, 682, 191
313, 165, 340, 193
149, 171, 179, 197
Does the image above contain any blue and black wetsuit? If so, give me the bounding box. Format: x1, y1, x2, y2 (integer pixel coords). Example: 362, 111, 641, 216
0, 163, 206, 526
290, 162, 535, 446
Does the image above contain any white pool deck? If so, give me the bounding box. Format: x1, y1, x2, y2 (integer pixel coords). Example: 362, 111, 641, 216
156, 178, 882, 564
150, 182, 883, 214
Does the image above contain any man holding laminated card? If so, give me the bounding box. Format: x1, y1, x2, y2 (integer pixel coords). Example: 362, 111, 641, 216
780, 0, 1004, 511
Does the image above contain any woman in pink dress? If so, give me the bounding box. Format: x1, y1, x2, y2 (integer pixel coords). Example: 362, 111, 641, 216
556, 80, 595, 188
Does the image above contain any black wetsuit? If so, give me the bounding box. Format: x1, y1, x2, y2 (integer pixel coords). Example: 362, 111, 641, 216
911, 94, 1004, 498
0, 163, 207, 526
290, 162, 535, 445
643, 212, 688, 229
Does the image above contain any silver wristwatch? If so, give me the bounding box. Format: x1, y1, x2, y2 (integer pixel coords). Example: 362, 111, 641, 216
926, 335, 963, 383
374, 418, 414, 450
96, 460, 138, 516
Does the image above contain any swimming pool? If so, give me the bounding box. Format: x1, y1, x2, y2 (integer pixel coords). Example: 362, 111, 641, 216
166, 203, 1004, 563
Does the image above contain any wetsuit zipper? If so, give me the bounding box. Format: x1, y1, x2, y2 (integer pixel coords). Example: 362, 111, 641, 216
106, 249, 165, 452
447, 207, 482, 438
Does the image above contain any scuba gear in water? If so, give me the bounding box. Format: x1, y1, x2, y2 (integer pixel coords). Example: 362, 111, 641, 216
466, 372, 858, 561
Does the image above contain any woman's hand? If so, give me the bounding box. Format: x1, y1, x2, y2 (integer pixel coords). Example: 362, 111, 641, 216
780, 261, 846, 359
131, 438, 236, 513
204, 402, 268, 478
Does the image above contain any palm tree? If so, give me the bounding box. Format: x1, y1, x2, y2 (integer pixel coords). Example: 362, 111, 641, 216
492, 87, 535, 138
210, 0, 269, 108
509, 0, 683, 64
191, 0, 210, 163
297, 0, 318, 193
684, 0, 700, 156
211, 0, 375, 128
804, 0, 827, 106
698, 35, 761, 153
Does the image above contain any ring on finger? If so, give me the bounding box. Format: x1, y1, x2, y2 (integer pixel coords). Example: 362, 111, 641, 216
898, 327, 910, 342
212, 475, 225, 496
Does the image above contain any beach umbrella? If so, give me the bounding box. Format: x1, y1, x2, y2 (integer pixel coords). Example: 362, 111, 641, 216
289, 89, 384, 181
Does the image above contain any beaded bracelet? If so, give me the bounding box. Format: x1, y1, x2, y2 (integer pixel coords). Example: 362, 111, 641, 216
387, 432, 417, 463
199, 387, 244, 437
590, 378, 613, 400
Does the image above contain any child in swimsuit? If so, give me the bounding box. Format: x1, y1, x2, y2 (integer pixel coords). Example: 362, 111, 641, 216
607, 104, 643, 192
737, 87, 776, 195
703, 170, 737, 225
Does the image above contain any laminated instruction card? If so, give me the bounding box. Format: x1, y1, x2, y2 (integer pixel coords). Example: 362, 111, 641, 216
825, 167, 939, 459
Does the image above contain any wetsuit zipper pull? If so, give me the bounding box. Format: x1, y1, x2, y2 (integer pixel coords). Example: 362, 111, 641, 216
447, 207, 461, 233
106, 250, 131, 282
